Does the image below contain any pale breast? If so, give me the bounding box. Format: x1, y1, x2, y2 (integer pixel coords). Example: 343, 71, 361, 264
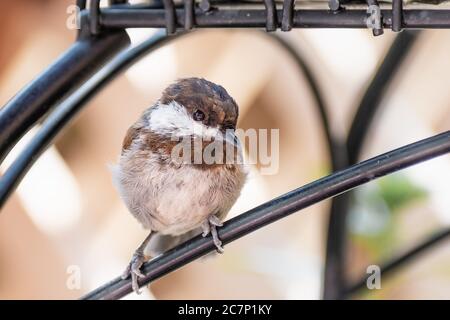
112, 150, 246, 235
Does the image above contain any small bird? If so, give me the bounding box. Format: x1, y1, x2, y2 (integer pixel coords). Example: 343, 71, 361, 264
112, 77, 247, 294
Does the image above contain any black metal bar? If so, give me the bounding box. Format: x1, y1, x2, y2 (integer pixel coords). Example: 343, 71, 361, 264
0, 30, 343, 301
82, 131, 450, 299
76, 0, 88, 38
323, 31, 420, 299
270, 35, 347, 302
281, 0, 294, 31
269, 34, 343, 172
0, 15, 130, 165
0, 30, 176, 210
323, 186, 350, 299
98, 8, 450, 29
184, 0, 195, 30
90, 0, 102, 35
392, 0, 404, 32
0, 29, 342, 300
0, 0, 445, 302
163, 0, 177, 34
344, 227, 450, 297
0, 30, 335, 213
263, 0, 278, 32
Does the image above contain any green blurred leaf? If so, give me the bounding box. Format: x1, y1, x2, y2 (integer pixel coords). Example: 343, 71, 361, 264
376, 174, 427, 212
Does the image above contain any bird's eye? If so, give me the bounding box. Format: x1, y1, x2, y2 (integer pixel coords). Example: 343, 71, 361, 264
193, 109, 205, 121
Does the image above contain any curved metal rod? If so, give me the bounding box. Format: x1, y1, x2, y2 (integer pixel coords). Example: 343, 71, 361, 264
344, 227, 450, 297
1, 22, 440, 300
347, 31, 420, 164
83, 131, 450, 299
0, 31, 337, 221
0, 30, 179, 210
323, 31, 420, 299
0, 26, 345, 297
0, 14, 130, 165
269, 34, 343, 172
268, 35, 345, 301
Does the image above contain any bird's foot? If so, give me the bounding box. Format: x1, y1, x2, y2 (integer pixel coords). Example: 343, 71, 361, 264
201, 214, 224, 253
121, 251, 147, 294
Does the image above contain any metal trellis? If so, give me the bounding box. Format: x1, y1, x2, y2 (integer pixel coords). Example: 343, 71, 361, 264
0, 0, 449, 300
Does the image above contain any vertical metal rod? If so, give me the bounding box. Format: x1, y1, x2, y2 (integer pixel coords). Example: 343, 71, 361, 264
269, 34, 345, 174
323, 31, 420, 300
184, 0, 195, 30
263, 0, 278, 32
281, 0, 295, 31
163, 0, 177, 34
90, 0, 101, 35
392, 0, 403, 32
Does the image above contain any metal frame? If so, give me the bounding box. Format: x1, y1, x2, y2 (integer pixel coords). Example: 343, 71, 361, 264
82, 131, 450, 300
0, 0, 449, 300
86, 1, 450, 30
324, 30, 421, 299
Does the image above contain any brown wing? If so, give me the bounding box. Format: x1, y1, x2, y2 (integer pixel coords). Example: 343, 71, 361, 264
121, 121, 143, 153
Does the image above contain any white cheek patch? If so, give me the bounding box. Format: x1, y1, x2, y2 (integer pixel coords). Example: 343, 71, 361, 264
149, 101, 219, 139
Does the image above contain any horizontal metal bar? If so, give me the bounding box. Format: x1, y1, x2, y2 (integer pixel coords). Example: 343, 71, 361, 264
82, 131, 450, 300
99, 8, 450, 29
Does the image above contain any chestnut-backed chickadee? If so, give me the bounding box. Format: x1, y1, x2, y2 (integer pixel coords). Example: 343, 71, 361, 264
112, 78, 247, 294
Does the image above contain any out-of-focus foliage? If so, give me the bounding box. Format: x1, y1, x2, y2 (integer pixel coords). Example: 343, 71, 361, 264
377, 174, 427, 212
348, 174, 428, 260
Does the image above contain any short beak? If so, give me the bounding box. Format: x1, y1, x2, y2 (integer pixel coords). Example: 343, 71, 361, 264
224, 129, 240, 148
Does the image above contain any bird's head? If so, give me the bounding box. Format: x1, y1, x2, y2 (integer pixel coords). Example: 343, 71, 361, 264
149, 77, 239, 139
144, 78, 241, 166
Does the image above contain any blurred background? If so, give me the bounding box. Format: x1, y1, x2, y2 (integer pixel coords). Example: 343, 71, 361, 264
0, 0, 449, 300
